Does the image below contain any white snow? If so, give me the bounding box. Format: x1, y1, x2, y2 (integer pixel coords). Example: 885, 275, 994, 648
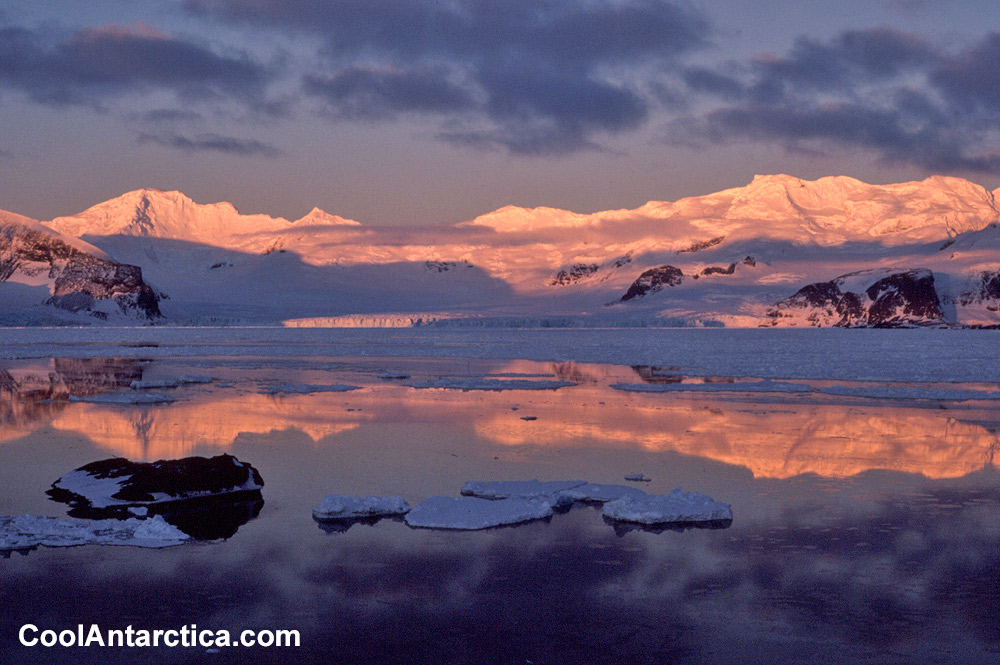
258, 383, 360, 395
404, 495, 557, 530
0, 515, 189, 550
312, 495, 410, 520
602, 488, 733, 525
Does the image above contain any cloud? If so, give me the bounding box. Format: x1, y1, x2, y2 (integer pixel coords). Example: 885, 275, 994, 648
137, 131, 281, 157
0, 21, 270, 107
185, 0, 708, 155
680, 28, 1000, 175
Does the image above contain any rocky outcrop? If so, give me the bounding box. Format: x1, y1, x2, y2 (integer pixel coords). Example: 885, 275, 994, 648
47, 454, 265, 540
1, 218, 160, 320
620, 266, 683, 301
766, 269, 945, 327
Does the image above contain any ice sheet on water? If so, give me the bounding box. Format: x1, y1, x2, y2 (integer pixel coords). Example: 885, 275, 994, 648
460, 479, 586, 500
405, 378, 575, 391
312, 495, 410, 520
130, 375, 214, 390
562, 483, 648, 502
404, 495, 556, 530
612, 380, 811, 394
258, 384, 360, 395
602, 488, 733, 525
0, 515, 189, 551
68, 392, 176, 405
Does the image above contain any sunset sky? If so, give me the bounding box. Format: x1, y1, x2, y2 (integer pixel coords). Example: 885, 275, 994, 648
2, 0, 999, 226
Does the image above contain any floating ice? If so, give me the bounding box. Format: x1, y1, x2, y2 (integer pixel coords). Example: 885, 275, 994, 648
405, 495, 556, 530
258, 384, 360, 395
0, 515, 189, 551
460, 479, 586, 500
378, 371, 410, 380
405, 378, 575, 392
612, 380, 812, 394
312, 495, 410, 521
129, 375, 213, 390
624, 473, 652, 482
561, 483, 648, 503
602, 488, 733, 525
68, 392, 176, 405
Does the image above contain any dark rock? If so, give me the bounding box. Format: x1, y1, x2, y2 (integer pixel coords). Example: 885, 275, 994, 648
47, 454, 264, 539
766, 269, 945, 327
678, 236, 725, 253
620, 266, 683, 301
700, 263, 737, 276
551, 263, 599, 286
1, 220, 161, 320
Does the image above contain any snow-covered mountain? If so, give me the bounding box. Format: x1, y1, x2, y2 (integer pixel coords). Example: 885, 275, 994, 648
10, 174, 1000, 327
0, 210, 160, 324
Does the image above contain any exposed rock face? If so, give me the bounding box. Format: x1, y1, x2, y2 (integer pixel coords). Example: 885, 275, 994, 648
0, 219, 160, 320
766, 269, 945, 327
957, 270, 1000, 311
620, 266, 684, 301
551, 263, 599, 286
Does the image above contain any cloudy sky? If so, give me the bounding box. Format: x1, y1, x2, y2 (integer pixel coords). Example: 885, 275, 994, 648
2, 0, 999, 225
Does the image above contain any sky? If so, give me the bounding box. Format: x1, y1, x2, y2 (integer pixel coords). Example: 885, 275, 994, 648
2, 0, 999, 226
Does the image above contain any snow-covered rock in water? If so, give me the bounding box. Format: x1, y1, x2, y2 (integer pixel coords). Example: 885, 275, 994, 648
460, 479, 586, 500
48, 454, 264, 510
602, 488, 732, 525
0, 210, 160, 321
405, 495, 557, 530
766, 268, 945, 327
0, 514, 188, 550
312, 495, 410, 521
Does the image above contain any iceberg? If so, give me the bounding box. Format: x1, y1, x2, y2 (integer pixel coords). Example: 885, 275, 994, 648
602, 488, 733, 525
405, 495, 557, 530
312, 495, 410, 521
0, 515, 189, 551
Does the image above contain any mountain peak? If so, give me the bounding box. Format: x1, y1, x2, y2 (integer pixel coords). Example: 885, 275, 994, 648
293, 207, 361, 227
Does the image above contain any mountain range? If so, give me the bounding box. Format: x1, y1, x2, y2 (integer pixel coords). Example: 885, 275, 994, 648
4, 173, 1000, 327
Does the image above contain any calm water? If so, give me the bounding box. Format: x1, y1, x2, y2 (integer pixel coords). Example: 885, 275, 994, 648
2, 330, 1000, 664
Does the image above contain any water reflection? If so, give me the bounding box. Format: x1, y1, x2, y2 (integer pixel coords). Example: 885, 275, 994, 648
2, 356, 994, 479
1, 354, 1000, 663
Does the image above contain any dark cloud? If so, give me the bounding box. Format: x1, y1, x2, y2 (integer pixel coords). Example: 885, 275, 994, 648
681, 28, 1000, 175
137, 131, 281, 157
303, 66, 474, 120
185, 0, 708, 155
0, 22, 270, 107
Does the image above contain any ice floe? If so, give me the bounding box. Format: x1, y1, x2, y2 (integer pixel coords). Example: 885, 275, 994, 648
461, 479, 586, 500
68, 392, 177, 405
624, 473, 652, 482
404, 495, 557, 530
312, 495, 410, 521
0, 515, 189, 551
258, 383, 361, 395
561, 483, 648, 502
602, 488, 733, 525
129, 375, 213, 390
404, 378, 575, 391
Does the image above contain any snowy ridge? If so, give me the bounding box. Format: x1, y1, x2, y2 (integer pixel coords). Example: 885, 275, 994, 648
8, 174, 1000, 327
